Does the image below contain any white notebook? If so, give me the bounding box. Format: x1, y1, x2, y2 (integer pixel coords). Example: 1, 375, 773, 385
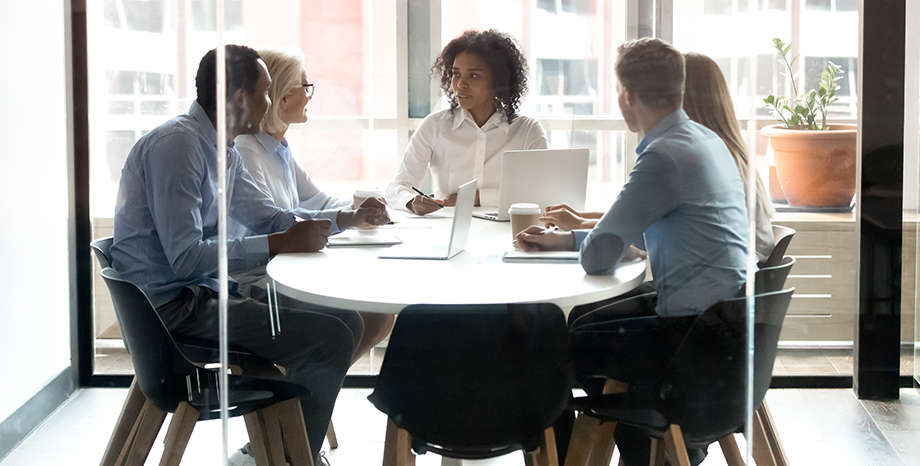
327, 230, 402, 247
501, 250, 580, 263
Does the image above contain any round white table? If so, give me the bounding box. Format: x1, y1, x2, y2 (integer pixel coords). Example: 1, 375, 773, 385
267, 211, 647, 313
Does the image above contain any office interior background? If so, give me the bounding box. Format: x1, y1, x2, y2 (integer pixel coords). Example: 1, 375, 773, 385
0, 0, 916, 464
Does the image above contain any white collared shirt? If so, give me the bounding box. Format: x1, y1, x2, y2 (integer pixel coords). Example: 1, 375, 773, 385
385, 108, 548, 209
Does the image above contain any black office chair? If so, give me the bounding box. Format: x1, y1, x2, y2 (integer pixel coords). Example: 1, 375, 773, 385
91, 236, 115, 268
368, 303, 574, 466
566, 289, 794, 466
762, 225, 796, 267
99, 267, 315, 466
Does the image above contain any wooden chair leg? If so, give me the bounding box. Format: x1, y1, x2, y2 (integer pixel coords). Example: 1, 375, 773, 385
585, 378, 628, 466
244, 410, 272, 466
524, 427, 560, 466
383, 418, 415, 466
662, 425, 690, 466
563, 413, 611, 466
717, 434, 745, 466
326, 419, 339, 450
649, 438, 666, 466
117, 399, 167, 466
261, 405, 287, 465
158, 401, 199, 466
276, 398, 314, 466
758, 402, 790, 466
100, 378, 147, 466
751, 409, 778, 466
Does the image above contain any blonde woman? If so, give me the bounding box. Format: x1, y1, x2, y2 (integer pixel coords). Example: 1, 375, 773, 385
542, 52, 775, 262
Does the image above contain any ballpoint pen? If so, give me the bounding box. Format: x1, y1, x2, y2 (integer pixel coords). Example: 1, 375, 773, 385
411, 186, 444, 208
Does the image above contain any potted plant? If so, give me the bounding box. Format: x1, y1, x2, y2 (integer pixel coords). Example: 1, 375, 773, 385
762, 38, 857, 208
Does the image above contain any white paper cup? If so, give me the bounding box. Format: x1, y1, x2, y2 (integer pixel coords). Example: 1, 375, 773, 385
353, 188, 382, 209
509, 203, 542, 243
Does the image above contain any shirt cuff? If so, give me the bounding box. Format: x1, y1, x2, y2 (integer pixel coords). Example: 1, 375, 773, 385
290, 208, 343, 233
573, 229, 590, 251
240, 235, 271, 269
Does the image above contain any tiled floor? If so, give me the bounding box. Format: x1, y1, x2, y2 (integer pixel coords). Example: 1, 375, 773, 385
2, 387, 918, 466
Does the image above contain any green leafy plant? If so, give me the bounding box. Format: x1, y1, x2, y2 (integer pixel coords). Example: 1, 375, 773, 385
763, 38, 843, 130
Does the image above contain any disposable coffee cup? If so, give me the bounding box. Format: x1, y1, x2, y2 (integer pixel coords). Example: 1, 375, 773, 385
353, 188, 382, 209
509, 203, 542, 243
353, 188, 383, 231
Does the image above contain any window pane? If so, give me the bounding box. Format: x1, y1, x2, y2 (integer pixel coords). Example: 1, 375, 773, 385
88, 0, 398, 379
704, 0, 733, 15
674, 1, 860, 372
806, 0, 832, 11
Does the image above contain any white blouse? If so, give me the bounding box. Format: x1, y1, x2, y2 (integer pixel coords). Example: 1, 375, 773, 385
385, 108, 548, 210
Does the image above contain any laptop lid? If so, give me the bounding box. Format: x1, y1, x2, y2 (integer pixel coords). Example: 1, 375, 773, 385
477, 148, 589, 221
444, 179, 477, 258
377, 179, 476, 260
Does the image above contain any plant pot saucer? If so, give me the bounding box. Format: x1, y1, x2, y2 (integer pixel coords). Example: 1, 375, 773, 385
772, 200, 855, 213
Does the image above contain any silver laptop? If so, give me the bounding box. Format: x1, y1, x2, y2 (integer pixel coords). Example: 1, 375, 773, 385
473, 148, 590, 221
378, 179, 477, 260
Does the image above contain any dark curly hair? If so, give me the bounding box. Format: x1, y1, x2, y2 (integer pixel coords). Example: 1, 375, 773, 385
195, 44, 263, 114
432, 29, 529, 123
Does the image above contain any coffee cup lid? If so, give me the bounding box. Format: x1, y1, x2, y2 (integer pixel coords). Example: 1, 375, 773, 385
354, 188, 381, 197
508, 203, 541, 215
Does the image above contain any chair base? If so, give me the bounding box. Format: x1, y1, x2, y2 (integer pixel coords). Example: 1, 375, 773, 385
716, 401, 790, 466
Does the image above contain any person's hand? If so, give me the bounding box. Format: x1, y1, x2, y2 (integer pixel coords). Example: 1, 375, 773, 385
407, 194, 446, 215
268, 218, 332, 255
540, 208, 591, 231
623, 245, 648, 261
338, 197, 390, 229
515, 226, 576, 252
545, 203, 604, 220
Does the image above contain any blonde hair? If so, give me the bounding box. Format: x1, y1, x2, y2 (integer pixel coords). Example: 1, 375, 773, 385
683, 52, 773, 221
257, 46, 306, 135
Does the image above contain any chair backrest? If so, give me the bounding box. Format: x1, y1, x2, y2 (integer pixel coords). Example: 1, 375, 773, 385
763, 225, 796, 267
656, 288, 793, 446
756, 255, 795, 294
90, 236, 114, 269
367, 303, 573, 459
100, 267, 206, 414
737, 255, 795, 297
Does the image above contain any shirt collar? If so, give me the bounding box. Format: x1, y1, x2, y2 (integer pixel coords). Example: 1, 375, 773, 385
451, 108, 509, 133
636, 109, 689, 153
254, 131, 285, 154
189, 101, 238, 148
189, 101, 218, 147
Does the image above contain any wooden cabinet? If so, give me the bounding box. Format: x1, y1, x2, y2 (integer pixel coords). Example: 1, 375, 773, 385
774, 213, 857, 342
774, 212, 916, 343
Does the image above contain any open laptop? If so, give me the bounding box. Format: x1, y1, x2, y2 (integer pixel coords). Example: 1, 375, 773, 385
473, 148, 590, 222
378, 179, 477, 260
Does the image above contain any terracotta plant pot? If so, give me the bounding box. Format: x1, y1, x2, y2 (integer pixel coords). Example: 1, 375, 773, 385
761, 124, 857, 207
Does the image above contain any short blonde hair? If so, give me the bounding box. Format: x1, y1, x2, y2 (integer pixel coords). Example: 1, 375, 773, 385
257, 46, 306, 134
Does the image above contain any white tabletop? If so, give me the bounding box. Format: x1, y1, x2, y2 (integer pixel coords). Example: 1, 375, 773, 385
267, 210, 647, 313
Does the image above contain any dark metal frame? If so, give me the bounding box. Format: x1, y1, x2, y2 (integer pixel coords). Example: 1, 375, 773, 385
72, 1, 912, 397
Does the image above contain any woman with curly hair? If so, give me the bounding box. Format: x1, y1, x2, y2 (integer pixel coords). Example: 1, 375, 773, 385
385, 29, 548, 215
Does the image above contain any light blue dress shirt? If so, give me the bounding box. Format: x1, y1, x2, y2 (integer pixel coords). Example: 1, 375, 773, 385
112, 102, 340, 308
227, 132, 353, 239
574, 110, 748, 317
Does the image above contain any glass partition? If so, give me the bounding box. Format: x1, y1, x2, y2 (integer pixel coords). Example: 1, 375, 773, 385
673, 0, 860, 377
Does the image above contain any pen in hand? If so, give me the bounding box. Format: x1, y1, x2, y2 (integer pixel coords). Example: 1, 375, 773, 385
411, 186, 444, 208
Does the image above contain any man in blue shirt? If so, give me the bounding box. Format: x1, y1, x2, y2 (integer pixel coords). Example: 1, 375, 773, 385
111, 45, 387, 464
517, 39, 748, 465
